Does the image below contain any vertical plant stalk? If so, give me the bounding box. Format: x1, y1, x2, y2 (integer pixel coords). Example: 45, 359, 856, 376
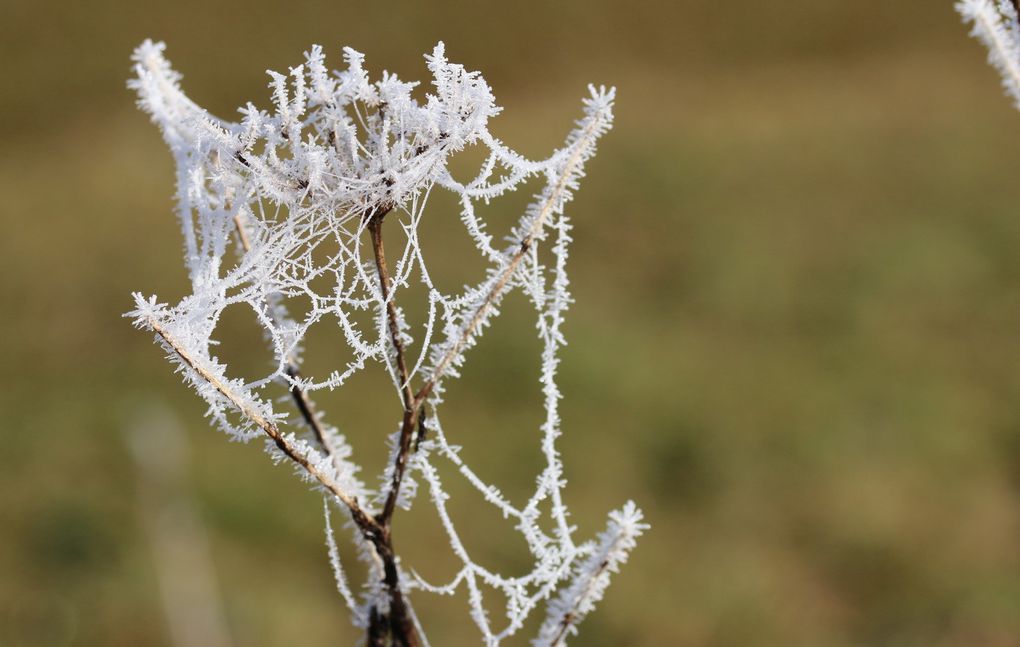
365, 205, 423, 646
367, 206, 420, 524
225, 209, 423, 644
361, 114, 599, 640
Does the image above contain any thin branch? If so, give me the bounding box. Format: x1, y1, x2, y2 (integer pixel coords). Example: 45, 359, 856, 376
367, 206, 424, 530
362, 204, 424, 647
363, 210, 434, 552
231, 212, 254, 250
381, 408, 422, 526
545, 560, 612, 647
145, 315, 381, 537
150, 313, 424, 646
285, 365, 335, 452
367, 206, 415, 410
545, 542, 623, 647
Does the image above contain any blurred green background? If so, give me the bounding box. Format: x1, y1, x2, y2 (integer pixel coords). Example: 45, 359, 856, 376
5, 1, 1020, 645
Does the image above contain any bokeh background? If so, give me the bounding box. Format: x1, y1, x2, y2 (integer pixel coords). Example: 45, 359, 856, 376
4, 1, 1020, 645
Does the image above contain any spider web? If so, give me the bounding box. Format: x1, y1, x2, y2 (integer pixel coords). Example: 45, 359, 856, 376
128, 40, 645, 645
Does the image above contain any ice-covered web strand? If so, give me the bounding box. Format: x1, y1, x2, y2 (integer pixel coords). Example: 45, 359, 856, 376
323, 497, 360, 618
396, 107, 620, 641
128, 39, 643, 645
229, 204, 342, 460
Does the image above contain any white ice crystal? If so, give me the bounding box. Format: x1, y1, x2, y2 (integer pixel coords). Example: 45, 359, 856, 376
128, 39, 642, 644
957, 0, 1020, 109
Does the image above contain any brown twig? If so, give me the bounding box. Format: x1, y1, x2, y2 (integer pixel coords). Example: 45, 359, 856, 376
334, 114, 597, 645
366, 207, 422, 527
145, 316, 378, 534
366, 206, 415, 411
147, 315, 421, 645
233, 206, 422, 646
361, 205, 424, 647
284, 365, 333, 451
546, 534, 628, 647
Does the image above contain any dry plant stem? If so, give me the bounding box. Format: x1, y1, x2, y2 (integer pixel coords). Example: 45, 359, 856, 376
366, 207, 420, 526
237, 210, 418, 645
145, 316, 376, 530
368, 609, 387, 647
365, 206, 424, 647
360, 121, 596, 643
147, 314, 420, 646
546, 545, 623, 647
972, 0, 1020, 92
372, 122, 597, 532
366, 206, 414, 410
232, 213, 335, 456
284, 364, 332, 452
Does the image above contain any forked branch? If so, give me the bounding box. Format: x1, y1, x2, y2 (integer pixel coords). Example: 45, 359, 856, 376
145, 314, 421, 646
365, 204, 424, 646
145, 316, 377, 530
366, 206, 425, 530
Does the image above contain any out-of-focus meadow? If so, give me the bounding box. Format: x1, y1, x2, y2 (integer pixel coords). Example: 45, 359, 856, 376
4, 1, 1020, 645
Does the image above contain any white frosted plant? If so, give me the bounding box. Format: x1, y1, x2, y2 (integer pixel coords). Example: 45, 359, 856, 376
127, 40, 646, 646
957, 0, 1020, 109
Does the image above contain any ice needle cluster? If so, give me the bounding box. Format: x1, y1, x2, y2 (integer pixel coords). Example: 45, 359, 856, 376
957, 0, 1020, 109
128, 39, 645, 645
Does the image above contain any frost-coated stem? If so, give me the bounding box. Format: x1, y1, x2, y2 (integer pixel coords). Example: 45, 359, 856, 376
534, 503, 648, 647
367, 206, 415, 411
144, 316, 378, 532
366, 203, 421, 526
957, 0, 1020, 109
147, 313, 420, 645
366, 205, 424, 646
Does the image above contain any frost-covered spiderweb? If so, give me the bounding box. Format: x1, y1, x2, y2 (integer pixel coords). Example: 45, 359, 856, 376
128, 40, 645, 645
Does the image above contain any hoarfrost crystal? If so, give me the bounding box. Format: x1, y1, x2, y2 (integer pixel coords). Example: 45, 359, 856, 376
957, 0, 1020, 109
128, 39, 643, 645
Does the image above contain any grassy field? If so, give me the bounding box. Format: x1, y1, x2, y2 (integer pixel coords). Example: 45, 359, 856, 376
4, 1, 1020, 645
